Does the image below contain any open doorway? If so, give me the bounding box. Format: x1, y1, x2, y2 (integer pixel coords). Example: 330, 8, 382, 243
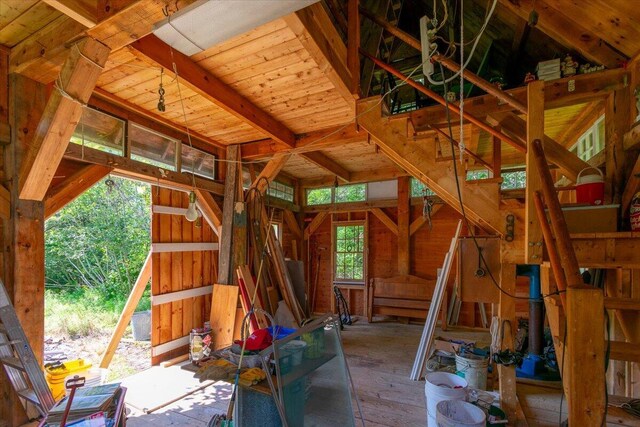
44, 176, 152, 384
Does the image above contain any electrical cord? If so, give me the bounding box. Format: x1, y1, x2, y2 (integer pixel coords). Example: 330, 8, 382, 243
426, 0, 497, 86
437, 62, 565, 303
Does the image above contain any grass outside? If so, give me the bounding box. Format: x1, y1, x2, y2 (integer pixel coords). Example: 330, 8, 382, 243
44, 289, 152, 382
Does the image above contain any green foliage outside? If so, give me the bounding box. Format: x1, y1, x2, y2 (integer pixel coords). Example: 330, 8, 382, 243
306, 184, 366, 205
335, 184, 365, 203
410, 178, 435, 197
45, 177, 151, 336
334, 225, 364, 281
501, 170, 526, 189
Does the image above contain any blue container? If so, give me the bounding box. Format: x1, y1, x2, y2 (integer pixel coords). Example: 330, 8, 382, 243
267, 326, 296, 341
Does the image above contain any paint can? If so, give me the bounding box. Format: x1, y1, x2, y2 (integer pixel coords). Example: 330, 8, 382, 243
436, 400, 486, 427
455, 352, 489, 390
424, 371, 467, 427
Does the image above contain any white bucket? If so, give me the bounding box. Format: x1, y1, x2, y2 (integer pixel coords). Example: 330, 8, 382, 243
436, 400, 486, 427
425, 372, 468, 427
455, 353, 489, 390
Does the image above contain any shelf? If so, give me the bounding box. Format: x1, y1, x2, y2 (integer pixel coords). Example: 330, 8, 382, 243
279, 352, 336, 388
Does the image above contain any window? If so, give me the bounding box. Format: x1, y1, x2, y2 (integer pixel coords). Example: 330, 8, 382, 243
467, 169, 489, 180
501, 170, 526, 189
70, 107, 125, 155
410, 177, 435, 197
267, 181, 294, 202
335, 184, 366, 203
334, 224, 365, 282
306, 187, 332, 205
129, 123, 178, 171
181, 144, 215, 179
570, 115, 605, 161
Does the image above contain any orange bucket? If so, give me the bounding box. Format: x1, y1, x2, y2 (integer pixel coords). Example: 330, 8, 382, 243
576, 167, 604, 205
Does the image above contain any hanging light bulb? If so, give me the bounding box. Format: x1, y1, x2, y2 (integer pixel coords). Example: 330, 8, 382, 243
185, 191, 198, 222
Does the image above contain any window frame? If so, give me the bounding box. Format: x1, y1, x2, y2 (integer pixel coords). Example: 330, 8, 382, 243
570, 115, 605, 161
70, 106, 126, 156
332, 219, 367, 285
128, 121, 181, 171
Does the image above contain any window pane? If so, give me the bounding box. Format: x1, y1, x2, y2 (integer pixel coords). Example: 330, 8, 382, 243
335, 184, 365, 203
467, 169, 489, 180
70, 107, 125, 155
334, 224, 365, 281
267, 181, 295, 202
129, 123, 178, 171
411, 177, 435, 197
501, 171, 526, 189
306, 187, 332, 205
181, 144, 215, 180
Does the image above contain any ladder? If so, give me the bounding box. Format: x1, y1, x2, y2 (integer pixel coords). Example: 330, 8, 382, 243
0, 279, 55, 417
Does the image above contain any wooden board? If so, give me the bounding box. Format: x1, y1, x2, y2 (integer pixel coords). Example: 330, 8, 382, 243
458, 237, 501, 304
151, 187, 217, 365
209, 284, 240, 350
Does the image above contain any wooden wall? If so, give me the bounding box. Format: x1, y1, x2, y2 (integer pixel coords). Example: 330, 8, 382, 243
151, 187, 217, 364
302, 203, 531, 327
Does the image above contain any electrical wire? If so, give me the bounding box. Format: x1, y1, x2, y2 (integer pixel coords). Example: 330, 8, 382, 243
426, 0, 497, 86
437, 62, 564, 303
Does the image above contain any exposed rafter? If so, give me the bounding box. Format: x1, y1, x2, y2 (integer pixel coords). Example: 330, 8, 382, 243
499, 0, 625, 68
10, 0, 201, 83
42, 0, 97, 28
241, 123, 366, 160
132, 35, 296, 147
19, 38, 110, 201
300, 151, 351, 182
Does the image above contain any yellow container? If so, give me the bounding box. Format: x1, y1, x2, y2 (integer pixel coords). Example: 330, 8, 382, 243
45, 359, 92, 401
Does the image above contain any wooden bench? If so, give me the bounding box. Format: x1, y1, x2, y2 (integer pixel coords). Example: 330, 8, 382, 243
367, 274, 447, 329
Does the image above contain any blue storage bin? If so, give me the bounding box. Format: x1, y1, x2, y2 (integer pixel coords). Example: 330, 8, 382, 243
267, 326, 296, 340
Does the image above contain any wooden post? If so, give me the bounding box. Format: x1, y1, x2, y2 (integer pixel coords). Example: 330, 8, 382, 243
566, 287, 606, 424
397, 176, 410, 275
1, 74, 47, 425
218, 145, 240, 285
491, 134, 501, 178
526, 80, 544, 263
605, 88, 631, 204
100, 252, 151, 368
498, 258, 517, 421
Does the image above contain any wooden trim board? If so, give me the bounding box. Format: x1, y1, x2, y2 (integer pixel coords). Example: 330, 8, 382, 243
152, 285, 213, 306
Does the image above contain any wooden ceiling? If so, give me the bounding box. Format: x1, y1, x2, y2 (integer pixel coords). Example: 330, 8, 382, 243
1, 0, 636, 188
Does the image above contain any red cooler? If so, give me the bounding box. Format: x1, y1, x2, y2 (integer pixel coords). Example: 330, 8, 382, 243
575, 167, 604, 205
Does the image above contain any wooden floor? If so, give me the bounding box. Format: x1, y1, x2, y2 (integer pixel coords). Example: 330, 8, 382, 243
122, 319, 640, 426
123, 319, 491, 426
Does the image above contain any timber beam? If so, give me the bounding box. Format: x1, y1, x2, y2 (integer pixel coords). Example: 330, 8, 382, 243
45, 164, 112, 219
544, 233, 640, 269
10, 0, 202, 83
19, 38, 110, 201
194, 189, 223, 236
300, 151, 351, 182
63, 143, 224, 195
240, 123, 367, 161
132, 35, 295, 147
42, 0, 98, 28
251, 155, 292, 194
